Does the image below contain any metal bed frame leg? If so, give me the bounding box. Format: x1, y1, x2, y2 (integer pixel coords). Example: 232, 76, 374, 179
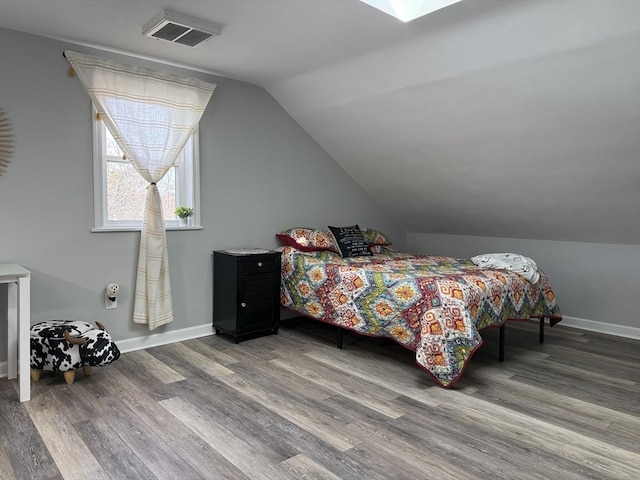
539, 317, 545, 343
337, 327, 343, 349
499, 324, 505, 362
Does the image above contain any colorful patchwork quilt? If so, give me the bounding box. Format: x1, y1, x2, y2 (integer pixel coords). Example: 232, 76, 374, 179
280, 246, 561, 387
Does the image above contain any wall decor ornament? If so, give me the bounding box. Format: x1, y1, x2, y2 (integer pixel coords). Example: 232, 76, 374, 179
0, 108, 14, 175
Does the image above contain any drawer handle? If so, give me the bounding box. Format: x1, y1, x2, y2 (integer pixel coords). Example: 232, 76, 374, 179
241, 302, 247, 308
257, 261, 263, 267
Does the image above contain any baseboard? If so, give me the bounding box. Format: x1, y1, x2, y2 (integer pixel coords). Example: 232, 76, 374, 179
1, 317, 636, 379
559, 315, 640, 340
0, 324, 215, 379
115, 323, 215, 354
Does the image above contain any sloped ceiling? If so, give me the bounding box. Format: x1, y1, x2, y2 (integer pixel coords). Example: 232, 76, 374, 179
0, 0, 638, 244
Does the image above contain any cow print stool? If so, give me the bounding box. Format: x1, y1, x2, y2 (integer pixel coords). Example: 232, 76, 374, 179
30, 320, 121, 385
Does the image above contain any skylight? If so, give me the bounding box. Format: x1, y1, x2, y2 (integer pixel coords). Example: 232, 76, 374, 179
360, 0, 463, 22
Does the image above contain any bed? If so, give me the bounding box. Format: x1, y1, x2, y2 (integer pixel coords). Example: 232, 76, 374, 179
278, 226, 562, 387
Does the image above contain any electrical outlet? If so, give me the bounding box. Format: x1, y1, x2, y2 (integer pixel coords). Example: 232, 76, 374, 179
105, 296, 117, 309
105, 283, 119, 309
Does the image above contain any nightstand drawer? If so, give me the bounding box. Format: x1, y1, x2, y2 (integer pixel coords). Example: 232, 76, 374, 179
240, 256, 277, 274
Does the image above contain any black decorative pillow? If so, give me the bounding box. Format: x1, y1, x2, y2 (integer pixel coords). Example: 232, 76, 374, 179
328, 225, 373, 258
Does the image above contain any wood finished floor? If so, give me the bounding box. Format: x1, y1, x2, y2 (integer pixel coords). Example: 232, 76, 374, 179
1, 318, 638, 480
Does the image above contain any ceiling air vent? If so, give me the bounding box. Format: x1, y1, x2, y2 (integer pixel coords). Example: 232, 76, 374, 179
143, 10, 222, 47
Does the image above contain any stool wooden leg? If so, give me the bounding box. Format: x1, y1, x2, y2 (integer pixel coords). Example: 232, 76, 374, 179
63, 370, 76, 385
83, 366, 92, 376
31, 369, 41, 382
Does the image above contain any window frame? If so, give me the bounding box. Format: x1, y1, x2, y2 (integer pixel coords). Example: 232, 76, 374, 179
91, 106, 202, 232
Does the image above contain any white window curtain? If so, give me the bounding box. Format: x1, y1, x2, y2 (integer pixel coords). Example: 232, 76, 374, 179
65, 50, 216, 330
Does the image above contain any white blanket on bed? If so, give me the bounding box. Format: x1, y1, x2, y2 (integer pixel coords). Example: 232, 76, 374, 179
470, 253, 540, 284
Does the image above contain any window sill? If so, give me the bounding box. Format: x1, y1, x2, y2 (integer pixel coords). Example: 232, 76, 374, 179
91, 225, 203, 233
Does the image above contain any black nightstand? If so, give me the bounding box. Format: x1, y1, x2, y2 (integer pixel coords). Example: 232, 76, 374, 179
212, 250, 281, 343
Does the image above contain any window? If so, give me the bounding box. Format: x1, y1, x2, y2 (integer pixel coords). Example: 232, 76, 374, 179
92, 107, 201, 231
359, 0, 462, 22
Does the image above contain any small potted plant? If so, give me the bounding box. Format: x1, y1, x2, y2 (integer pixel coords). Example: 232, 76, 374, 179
174, 206, 194, 226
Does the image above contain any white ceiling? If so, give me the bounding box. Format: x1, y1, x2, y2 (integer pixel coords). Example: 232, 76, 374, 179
1, 0, 639, 244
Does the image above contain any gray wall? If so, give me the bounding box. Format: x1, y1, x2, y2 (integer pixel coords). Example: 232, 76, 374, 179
408, 233, 640, 333
0, 28, 405, 362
